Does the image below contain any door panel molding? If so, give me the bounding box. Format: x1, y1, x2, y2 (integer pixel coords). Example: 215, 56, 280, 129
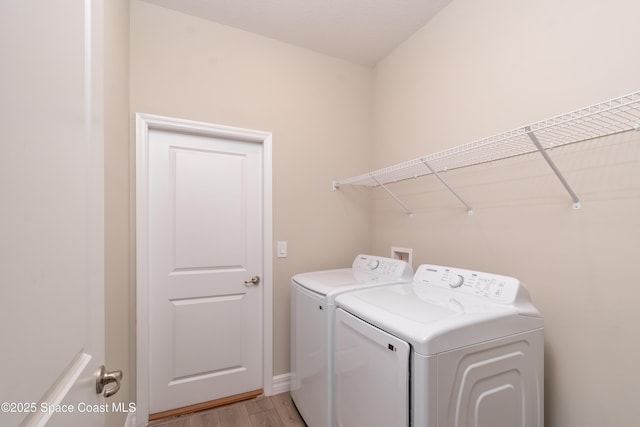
135, 114, 273, 426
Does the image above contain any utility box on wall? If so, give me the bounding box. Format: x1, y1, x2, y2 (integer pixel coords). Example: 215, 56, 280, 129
391, 247, 413, 269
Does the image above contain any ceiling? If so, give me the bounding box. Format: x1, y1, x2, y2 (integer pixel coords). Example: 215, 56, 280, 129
141, 0, 452, 66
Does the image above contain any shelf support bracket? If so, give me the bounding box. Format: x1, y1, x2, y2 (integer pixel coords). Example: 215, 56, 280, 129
370, 174, 413, 216
422, 160, 474, 215
525, 126, 581, 209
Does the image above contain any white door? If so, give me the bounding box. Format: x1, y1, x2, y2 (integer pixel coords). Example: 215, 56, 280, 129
0, 1, 110, 427
136, 115, 272, 419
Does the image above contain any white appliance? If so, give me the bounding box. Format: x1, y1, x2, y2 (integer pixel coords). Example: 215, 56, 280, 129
334, 263, 544, 427
290, 254, 414, 427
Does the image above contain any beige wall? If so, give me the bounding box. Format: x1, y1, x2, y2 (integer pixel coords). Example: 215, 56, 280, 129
114, 1, 639, 425
129, 0, 372, 380
104, 1, 131, 426
371, 0, 640, 426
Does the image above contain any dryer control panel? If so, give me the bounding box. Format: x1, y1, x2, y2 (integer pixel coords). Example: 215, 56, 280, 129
352, 254, 414, 280
414, 264, 521, 304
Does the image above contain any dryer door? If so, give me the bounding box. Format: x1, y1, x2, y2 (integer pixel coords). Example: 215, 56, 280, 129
334, 308, 410, 427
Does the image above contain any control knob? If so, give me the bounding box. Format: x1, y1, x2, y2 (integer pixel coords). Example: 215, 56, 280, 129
449, 273, 464, 288
368, 260, 380, 270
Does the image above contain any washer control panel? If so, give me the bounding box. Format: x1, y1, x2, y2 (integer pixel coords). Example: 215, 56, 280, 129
414, 264, 520, 303
352, 254, 413, 279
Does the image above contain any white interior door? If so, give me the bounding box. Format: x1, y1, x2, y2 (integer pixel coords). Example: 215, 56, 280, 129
136, 115, 272, 420
0, 1, 108, 427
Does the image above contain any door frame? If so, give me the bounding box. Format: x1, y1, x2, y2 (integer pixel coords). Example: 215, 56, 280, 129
135, 113, 273, 426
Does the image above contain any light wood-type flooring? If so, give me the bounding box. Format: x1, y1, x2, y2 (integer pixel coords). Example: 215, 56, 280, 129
148, 393, 307, 427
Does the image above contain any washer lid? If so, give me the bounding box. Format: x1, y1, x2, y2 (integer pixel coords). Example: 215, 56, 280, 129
291, 254, 414, 301
335, 282, 543, 356
292, 268, 410, 301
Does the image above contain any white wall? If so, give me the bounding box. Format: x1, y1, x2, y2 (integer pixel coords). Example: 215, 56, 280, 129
371, 0, 640, 426
129, 0, 372, 379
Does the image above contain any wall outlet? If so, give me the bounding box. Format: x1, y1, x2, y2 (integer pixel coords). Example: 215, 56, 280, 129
391, 247, 412, 267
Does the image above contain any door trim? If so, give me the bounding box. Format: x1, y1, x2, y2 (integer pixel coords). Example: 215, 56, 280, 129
135, 113, 273, 426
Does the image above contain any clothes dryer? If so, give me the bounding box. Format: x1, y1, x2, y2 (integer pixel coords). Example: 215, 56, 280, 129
290, 254, 413, 427
334, 263, 544, 427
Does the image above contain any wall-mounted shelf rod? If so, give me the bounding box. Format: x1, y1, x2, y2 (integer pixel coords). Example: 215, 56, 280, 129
422, 160, 473, 215
525, 126, 581, 209
370, 174, 413, 216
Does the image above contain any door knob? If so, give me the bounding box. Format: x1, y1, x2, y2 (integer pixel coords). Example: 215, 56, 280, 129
244, 275, 260, 286
96, 365, 123, 398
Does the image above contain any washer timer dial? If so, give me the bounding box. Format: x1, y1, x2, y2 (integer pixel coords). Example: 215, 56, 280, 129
448, 273, 464, 288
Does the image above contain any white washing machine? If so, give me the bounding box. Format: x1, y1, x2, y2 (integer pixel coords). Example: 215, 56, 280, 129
334, 263, 544, 427
290, 254, 414, 427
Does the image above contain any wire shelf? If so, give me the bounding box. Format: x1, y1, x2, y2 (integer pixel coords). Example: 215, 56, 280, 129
334, 91, 640, 189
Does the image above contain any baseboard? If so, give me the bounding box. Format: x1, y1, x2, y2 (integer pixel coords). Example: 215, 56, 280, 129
270, 373, 292, 395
